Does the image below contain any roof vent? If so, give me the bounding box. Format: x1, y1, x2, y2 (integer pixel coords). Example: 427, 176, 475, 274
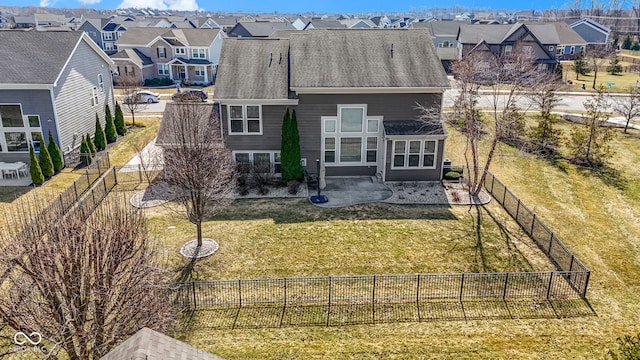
390, 43, 394, 58
279, 53, 282, 64
269, 52, 272, 67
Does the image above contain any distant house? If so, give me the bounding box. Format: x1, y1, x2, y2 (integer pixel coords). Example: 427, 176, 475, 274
0, 31, 115, 162
214, 29, 450, 182
527, 22, 587, 60
0, 13, 11, 29
12, 15, 35, 29
413, 21, 461, 72
569, 18, 610, 45
100, 327, 225, 360
339, 18, 376, 29
113, 28, 224, 85
227, 21, 296, 37
458, 23, 559, 70
369, 16, 391, 28
303, 19, 347, 30
34, 13, 74, 31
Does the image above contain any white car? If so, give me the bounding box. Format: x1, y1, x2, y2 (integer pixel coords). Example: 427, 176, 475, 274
124, 90, 161, 104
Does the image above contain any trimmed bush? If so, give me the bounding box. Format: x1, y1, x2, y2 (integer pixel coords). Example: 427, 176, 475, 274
94, 114, 106, 151
47, 131, 64, 172
281, 108, 303, 182
29, 146, 44, 185
105, 105, 117, 143
37, 133, 54, 178
114, 102, 127, 136
143, 77, 173, 86
444, 171, 461, 180
86, 134, 96, 154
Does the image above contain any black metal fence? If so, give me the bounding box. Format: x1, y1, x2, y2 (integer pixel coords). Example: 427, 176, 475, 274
483, 171, 590, 298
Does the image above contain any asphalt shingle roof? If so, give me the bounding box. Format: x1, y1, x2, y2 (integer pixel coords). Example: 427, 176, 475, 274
458, 24, 519, 44
0, 31, 82, 84
231, 21, 296, 37
99, 327, 225, 360
116, 27, 220, 47
214, 38, 290, 99
289, 29, 450, 88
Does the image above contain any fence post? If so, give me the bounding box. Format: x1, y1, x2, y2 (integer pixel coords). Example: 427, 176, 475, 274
459, 274, 465, 302
515, 199, 521, 222
73, 182, 79, 200
502, 273, 509, 300
327, 276, 332, 326
416, 275, 421, 321
490, 174, 495, 193
372, 275, 376, 323
138, 164, 143, 183
238, 280, 242, 308
548, 233, 554, 255
113, 167, 118, 185
280, 278, 287, 327
502, 187, 507, 205
530, 214, 536, 236
569, 255, 575, 272
582, 272, 590, 299
85, 170, 91, 188
191, 282, 197, 309
546, 272, 554, 299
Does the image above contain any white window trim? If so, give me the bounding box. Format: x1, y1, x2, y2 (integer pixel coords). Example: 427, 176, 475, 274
504, 45, 512, 56
91, 87, 99, 107
390, 139, 438, 170
158, 64, 169, 75
103, 32, 113, 40
232, 151, 281, 173
321, 105, 381, 166
194, 66, 205, 76
104, 42, 115, 51
0, 103, 43, 153
191, 47, 207, 59
227, 105, 262, 135
158, 46, 167, 59
175, 47, 186, 55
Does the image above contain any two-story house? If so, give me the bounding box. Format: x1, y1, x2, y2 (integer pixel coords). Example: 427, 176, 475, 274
0, 31, 115, 163
457, 23, 559, 70
214, 29, 450, 182
412, 20, 462, 73
113, 28, 224, 85
527, 22, 587, 60
79, 18, 128, 54
569, 18, 610, 46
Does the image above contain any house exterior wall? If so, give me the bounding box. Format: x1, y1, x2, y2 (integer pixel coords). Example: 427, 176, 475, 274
79, 22, 103, 50
149, 39, 173, 63
220, 92, 443, 176
0, 89, 56, 163
572, 23, 607, 44
228, 25, 252, 38
209, 31, 224, 67
53, 39, 115, 153
113, 60, 144, 84
384, 139, 445, 181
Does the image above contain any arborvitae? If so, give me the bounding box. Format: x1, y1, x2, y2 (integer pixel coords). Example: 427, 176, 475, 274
114, 101, 127, 136
80, 137, 92, 166
86, 134, 96, 154
105, 104, 117, 143
47, 131, 64, 172
37, 133, 54, 178
281, 108, 304, 182
30, 146, 44, 185
94, 114, 106, 151
289, 110, 303, 181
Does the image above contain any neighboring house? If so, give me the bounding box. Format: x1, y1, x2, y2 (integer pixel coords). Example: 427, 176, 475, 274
190, 17, 221, 29
12, 15, 35, 29
0, 31, 115, 163
303, 19, 347, 30
227, 21, 296, 37
214, 29, 450, 182
369, 16, 391, 28
100, 327, 225, 360
457, 23, 559, 70
290, 17, 307, 30
413, 21, 462, 72
208, 16, 243, 32
339, 18, 376, 29
527, 22, 587, 60
0, 13, 12, 29
34, 13, 72, 31
570, 18, 610, 45
113, 27, 224, 85
79, 18, 126, 54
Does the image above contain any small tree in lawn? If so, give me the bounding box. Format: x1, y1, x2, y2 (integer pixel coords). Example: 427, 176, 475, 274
80, 136, 92, 166
572, 51, 589, 80
160, 103, 236, 252
116, 74, 145, 127
29, 146, 44, 185
47, 131, 64, 172
105, 104, 117, 143
281, 108, 303, 182
94, 114, 106, 151
114, 101, 127, 136
527, 73, 565, 155
568, 85, 614, 167
622, 35, 633, 50
86, 133, 96, 154
37, 133, 54, 178
612, 86, 640, 133
607, 57, 623, 75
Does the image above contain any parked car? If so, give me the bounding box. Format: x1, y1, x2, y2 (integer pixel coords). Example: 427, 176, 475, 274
124, 90, 160, 104
172, 89, 208, 102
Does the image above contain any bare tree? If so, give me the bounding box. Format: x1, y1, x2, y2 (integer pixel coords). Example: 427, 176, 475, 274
0, 194, 175, 360
527, 73, 565, 155
157, 103, 235, 248
115, 74, 146, 127
587, 48, 612, 90
612, 87, 640, 133
568, 85, 615, 166
445, 45, 548, 195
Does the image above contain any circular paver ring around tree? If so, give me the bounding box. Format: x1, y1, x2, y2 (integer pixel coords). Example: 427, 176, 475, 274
180, 239, 219, 259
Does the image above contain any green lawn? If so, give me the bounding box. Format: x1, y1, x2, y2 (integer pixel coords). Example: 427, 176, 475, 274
561, 59, 640, 93
173, 120, 640, 359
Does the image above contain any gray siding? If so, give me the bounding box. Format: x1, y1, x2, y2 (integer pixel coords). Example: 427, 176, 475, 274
384, 138, 445, 181
572, 24, 607, 44
54, 39, 115, 153
79, 22, 103, 49
220, 93, 443, 176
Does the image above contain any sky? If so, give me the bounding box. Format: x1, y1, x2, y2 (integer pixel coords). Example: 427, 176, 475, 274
6, 0, 576, 13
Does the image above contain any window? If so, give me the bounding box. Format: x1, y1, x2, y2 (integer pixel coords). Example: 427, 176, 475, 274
391, 140, 438, 169
570, 46, 576, 55
194, 66, 205, 76
0, 105, 23, 127
228, 105, 261, 134
4, 132, 28, 152
556, 46, 564, 55
103, 32, 113, 40
124, 66, 134, 76
441, 41, 450, 47
549, 45, 554, 52
175, 47, 186, 55
191, 48, 206, 59
31, 131, 42, 152
104, 42, 115, 51
322, 105, 380, 165
98, 74, 104, 92
233, 151, 281, 173
91, 87, 99, 107
158, 64, 169, 75
157, 46, 166, 59
504, 45, 512, 56
27, 115, 40, 127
